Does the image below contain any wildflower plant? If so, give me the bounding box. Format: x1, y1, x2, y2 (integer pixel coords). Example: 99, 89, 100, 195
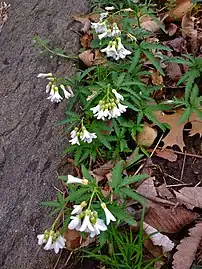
35, 0, 202, 263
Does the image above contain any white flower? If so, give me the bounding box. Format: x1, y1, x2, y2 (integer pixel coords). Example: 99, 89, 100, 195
70, 129, 77, 139
101, 203, 116, 225
44, 234, 53, 251
91, 21, 108, 34
51, 236, 66, 254
68, 215, 81, 230
47, 86, 63, 103
116, 37, 131, 60
111, 106, 121, 118
98, 29, 111, 40
80, 128, 97, 143
69, 135, 80, 145
117, 103, 127, 113
60, 84, 72, 99
67, 175, 88, 185
37, 73, 53, 78
90, 104, 102, 114
100, 12, 108, 21
105, 6, 115, 11
101, 41, 118, 60
71, 201, 87, 215
46, 83, 51, 93
37, 234, 46, 245
112, 89, 124, 101
110, 23, 121, 37
93, 218, 107, 235
79, 210, 95, 232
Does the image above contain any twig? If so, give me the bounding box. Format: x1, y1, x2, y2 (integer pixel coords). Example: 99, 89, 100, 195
150, 134, 164, 158
52, 184, 64, 194
194, 181, 201, 187
53, 249, 63, 269
65, 251, 73, 266
70, 27, 82, 36
164, 172, 183, 183
166, 183, 192, 188
180, 152, 186, 181
158, 147, 202, 159
134, 163, 145, 175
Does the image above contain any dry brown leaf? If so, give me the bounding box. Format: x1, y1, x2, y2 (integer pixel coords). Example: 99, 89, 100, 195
73, 14, 91, 32
90, 161, 114, 183
189, 112, 202, 137
79, 49, 94, 66
157, 184, 174, 200
167, 23, 178, 36
143, 222, 174, 253
136, 177, 176, 205
141, 19, 161, 33
166, 62, 182, 82
153, 149, 178, 162
64, 229, 81, 250
135, 125, 157, 148
145, 201, 199, 233
163, 37, 185, 53
151, 71, 164, 86
182, 14, 198, 53
172, 222, 202, 269
80, 33, 93, 49
93, 49, 108, 66
168, 0, 193, 21
174, 187, 202, 209
144, 238, 163, 258
153, 109, 185, 151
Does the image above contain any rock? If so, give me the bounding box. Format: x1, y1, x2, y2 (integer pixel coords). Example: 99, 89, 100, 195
0, 0, 88, 268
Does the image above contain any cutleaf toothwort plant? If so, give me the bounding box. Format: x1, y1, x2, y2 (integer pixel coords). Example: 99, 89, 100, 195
36, 0, 201, 257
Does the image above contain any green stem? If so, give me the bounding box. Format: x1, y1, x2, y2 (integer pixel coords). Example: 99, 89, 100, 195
51, 201, 68, 231
87, 188, 97, 210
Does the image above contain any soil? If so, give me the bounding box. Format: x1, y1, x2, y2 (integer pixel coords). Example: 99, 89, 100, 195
0, 1, 88, 269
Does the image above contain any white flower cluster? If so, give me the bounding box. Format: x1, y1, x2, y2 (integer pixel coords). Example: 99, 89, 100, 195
66, 174, 116, 238
37, 230, 66, 254
101, 37, 131, 60
37, 73, 74, 103
69, 126, 97, 145
90, 89, 127, 120
91, 12, 121, 40
91, 12, 131, 60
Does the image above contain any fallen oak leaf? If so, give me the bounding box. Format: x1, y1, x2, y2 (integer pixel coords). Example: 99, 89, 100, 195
145, 200, 199, 233
135, 125, 157, 148
157, 183, 174, 200
174, 187, 202, 209
93, 49, 108, 66
189, 112, 202, 137
151, 149, 177, 162
167, 0, 193, 22
64, 229, 81, 250
80, 33, 93, 49
89, 161, 114, 183
153, 109, 185, 151
151, 70, 164, 86
173, 222, 202, 269
143, 222, 174, 253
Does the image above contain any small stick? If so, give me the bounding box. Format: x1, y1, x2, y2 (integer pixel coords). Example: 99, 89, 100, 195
70, 27, 82, 36
194, 181, 201, 187
65, 251, 73, 266
180, 152, 186, 181
52, 184, 64, 194
150, 134, 164, 158
164, 172, 183, 183
166, 183, 192, 188
53, 249, 63, 269
134, 163, 145, 175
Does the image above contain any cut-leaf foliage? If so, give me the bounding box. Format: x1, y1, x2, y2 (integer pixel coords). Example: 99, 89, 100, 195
173, 222, 202, 269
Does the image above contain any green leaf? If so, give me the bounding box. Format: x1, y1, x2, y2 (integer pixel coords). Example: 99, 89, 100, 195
41, 200, 61, 208
119, 174, 148, 187
179, 108, 191, 124
81, 165, 95, 183
142, 49, 164, 75
110, 161, 124, 189
58, 175, 68, 182
120, 187, 146, 205
90, 38, 101, 48
116, 72, 126, 87
68, 188, 89, 202
57, 192, 65, 205
129, 48, 141, 73
140, 41, 170, 51
108, 205, 137, 226
190, 84, 199, 104
112, 119, 120, 137
61, 215, 71, 234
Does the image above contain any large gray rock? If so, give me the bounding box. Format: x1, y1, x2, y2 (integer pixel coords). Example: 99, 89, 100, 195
0, 1, 88, 268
